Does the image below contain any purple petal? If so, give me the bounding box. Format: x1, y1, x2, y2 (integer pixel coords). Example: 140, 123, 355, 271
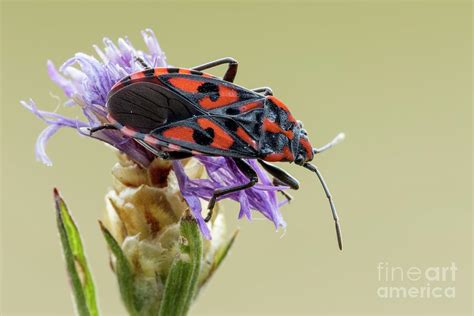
20, 99, 88, 128
35, 124, 61, 166
117, 38, 133, 65
141, 29, 167, 67
238, 191, 252, 220
47, 61, 74, 97
172, 160, 211, 239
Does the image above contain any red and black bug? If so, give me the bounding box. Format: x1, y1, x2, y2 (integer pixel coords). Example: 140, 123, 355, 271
89, 57, 345, 250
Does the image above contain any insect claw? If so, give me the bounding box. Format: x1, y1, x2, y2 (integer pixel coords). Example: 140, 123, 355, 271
204, 198, 216, 222
204, 208, 213, 222
79, 127, 92, 135
279, 190, 294, 202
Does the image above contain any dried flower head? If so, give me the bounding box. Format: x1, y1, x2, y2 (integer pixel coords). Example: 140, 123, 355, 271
103, 152, 232, 311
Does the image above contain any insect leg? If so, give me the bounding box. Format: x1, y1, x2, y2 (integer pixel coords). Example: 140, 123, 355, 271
303, 162, 343, 251
258, 159, 299, 202
134, 56, 151, 69
257, 159, 299, 190
191, 57, 238, 83
272, 178, 294, 202
204, 158, 258, 222
83, 124, 118, 135
252, 87, 274, 96
134, 139, 170, 159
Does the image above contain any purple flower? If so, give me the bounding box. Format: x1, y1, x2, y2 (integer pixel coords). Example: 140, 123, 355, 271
174, 157, 287, 239
22, 29, 288, 239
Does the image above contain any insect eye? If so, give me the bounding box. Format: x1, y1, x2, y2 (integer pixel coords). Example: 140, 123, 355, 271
295, 155, 304, 165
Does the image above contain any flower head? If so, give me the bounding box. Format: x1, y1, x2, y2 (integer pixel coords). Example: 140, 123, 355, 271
103, 152, 232, 312
22, 29, 289, 238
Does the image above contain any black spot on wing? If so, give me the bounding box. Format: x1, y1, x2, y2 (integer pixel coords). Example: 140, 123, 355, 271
198, 82, 220, 102
198, 82, 219, 94
193, 127, 215, 146
158, 74, 262, 113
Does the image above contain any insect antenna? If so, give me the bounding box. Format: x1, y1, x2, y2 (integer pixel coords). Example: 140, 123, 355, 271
313, 132, 345, 155
303, 162, 343, 251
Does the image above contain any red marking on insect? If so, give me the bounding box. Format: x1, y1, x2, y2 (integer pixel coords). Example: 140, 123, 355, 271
162, 126, 195, 143
198, 84, 239, 110
154, 68, 169, 76
239, 100, 264, 113
267, 96, 297, 123
236, 127, 257, 149
167, 77, 202, 93
263, 118, 294, 140
299, 138, 314, 161
131, 72, 145, 80
197, 118, 234, 150
265, 146, 294, 162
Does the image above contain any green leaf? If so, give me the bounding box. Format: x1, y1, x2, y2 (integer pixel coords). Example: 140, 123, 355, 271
159, 215, 203, 316
200, 229, 239, 288
54, 188, 99, 316
213, 229, 239, 272
99, 221, 139, 316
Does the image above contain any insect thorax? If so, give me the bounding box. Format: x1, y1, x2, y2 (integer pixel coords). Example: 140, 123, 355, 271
258, 97, 300, 162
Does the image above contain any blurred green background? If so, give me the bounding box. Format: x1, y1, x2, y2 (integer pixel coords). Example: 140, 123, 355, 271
1, 1, 471, 315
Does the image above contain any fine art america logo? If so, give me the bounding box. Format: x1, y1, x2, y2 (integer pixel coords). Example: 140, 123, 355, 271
377, 262, 457, 299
